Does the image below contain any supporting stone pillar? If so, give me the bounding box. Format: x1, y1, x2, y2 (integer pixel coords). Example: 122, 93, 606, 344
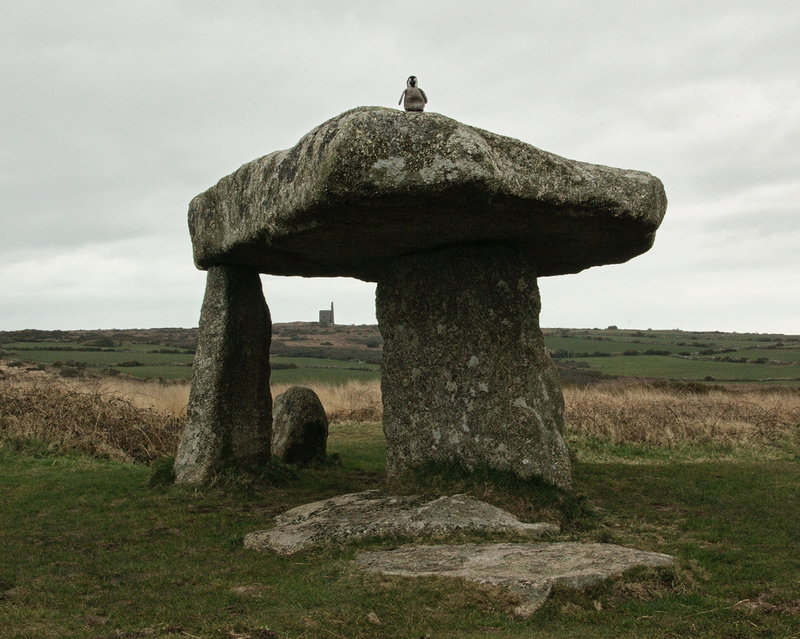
376, 245, 571, 489
174, 265, 272, 484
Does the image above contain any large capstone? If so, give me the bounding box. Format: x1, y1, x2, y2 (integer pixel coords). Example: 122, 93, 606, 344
377, 244, 570, 487
188, 107, 666, 280
174, 265, 272, 484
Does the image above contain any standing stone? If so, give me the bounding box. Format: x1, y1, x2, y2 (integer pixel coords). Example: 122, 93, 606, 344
271, 386, 328, 465
174, 265, 272, 484
376, 244, 571, 488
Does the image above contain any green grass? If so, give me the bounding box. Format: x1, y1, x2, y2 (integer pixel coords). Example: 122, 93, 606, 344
270, 356, 381, 384
567, 435, 795, 464
328, 421, 387, 472
571, 355, 800, 382
2, 341, 107, 350
5, 330, 800, 385
546, 329, 800, 383
545, 336, 690, 355
2, 424, 799, 638
0, 346, 194, 368
543, 329, 799, 352
271, 367, 380, 384
106, 365, 196, 380
271, 356, 379, 370
1, 342, 381, 383
732, 349, 800, 364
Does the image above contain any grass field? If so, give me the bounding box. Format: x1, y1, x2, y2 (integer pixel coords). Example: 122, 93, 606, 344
0, 347, 194, 368
271, 356, 379, 370
1, 431, 798, 638
0, 344, 379, 383
571, 355, 800, 383
1, 371, 799, 637
3, 327, 799, 385
271, 367, 380, 384
270, 356, 380, 384
545, 328, 800, 384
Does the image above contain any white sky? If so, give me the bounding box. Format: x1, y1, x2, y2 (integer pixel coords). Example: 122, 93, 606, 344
1, 0, 798, 333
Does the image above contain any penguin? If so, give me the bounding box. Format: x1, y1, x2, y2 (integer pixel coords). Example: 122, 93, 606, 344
398, 75, 427, 112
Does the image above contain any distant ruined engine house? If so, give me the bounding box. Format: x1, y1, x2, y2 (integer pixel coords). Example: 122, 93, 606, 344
319, 302, 334, 327
173, 107, 667, 487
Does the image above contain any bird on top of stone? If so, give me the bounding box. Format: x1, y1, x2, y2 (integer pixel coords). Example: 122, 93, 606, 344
398, 75, 427, 112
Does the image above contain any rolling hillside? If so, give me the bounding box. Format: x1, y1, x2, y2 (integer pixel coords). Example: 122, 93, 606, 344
1, 325, 798, 385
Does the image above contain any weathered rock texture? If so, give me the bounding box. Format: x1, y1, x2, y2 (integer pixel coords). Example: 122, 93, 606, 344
243, 490, 559, 555
174, 265, 272, 484
355, 542, 676, 618
178, 106, 667, 485
271, 386, 328, 465
189, 107, 666, 280
377, 244, 569, 486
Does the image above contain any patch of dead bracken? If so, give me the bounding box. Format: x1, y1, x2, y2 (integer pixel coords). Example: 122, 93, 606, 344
734, 590, 800, 615
0, 376, 182, 463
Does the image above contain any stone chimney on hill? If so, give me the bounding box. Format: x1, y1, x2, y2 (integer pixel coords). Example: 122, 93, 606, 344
319, 302, 334, 327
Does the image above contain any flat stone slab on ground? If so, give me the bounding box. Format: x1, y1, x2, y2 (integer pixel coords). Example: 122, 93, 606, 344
355, 542, 676, 617
243, 490, 559, 555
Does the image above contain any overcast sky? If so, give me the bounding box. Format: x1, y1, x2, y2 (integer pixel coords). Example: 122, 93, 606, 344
2, 0, 798, 334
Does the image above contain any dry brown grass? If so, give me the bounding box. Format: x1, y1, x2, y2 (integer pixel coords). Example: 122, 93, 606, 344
563, 384, 800, 448
72, 378, 383, 424
0, 378, 183, 463
284, 379, 799, 449
271, 380, 383, 423
82, 378, 384, 424
0, 369, 385, 463
2, 356, 798, 464
89, 377, 191, 418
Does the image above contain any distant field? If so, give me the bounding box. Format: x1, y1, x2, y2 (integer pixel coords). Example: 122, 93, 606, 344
0, 341, 380, 383
271, 367, 380, 384
570, 355, 800, 383
2, 326, 799, 385
271, 356, 380, 383
101, 365, 195, 380
0, 341, 195, 379
732, 348, 800, 363
545, 328, 799, 384
271, 356, 379, 370
546, 336, 689, 355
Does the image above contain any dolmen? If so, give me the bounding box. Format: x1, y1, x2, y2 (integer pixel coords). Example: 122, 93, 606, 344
174, 106, 667, 486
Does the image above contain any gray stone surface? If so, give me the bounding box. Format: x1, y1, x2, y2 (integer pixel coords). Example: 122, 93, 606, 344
271, 386, 328, 465
243, 490, 559, 555
355, 542, 677, 618
377, 244, 570, 487
183, 107, 667, 486
188, 106, 666, 280
174, 265, 272, 484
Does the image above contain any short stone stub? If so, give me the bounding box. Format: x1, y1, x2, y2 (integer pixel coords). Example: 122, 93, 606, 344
271, 386, 328, 466
174, 265, 272, 484
355, 542, 677, 617
376, 244, 571, 488
243, 490, 559, 555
